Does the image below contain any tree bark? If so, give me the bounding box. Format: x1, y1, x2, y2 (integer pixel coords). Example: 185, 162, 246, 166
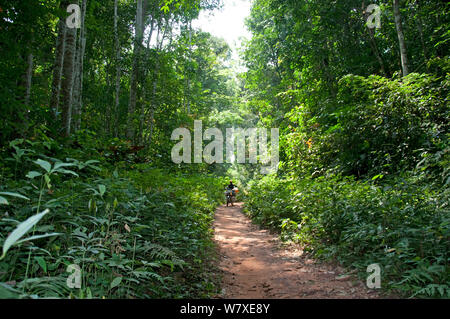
61, 19, 78, 137
147, 67, 158, 148
18, 52, 34, 134
114, 0, 121, 137
72, 0, 87, 132
24, 53, 33, 106
138, 17, 155, 144
362, 2, 387, 76
414, 0, 428, 62
184, 20, 192, 114
149, 17, 171, 145
127, 0, 146, 141
50, 17, 66, 119
393, 0, 409, 77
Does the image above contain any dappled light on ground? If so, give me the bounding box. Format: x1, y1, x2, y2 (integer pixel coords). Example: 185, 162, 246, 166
214, 203, 380, 299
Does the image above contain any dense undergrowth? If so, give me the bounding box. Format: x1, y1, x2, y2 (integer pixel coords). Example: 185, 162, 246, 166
244, 69, 449, 298
0, 137, 224, 299
245, 174, 449, 298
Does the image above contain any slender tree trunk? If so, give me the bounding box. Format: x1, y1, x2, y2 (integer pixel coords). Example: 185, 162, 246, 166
393, 0, 409, 77
75, 36, 86, 130
187, 21, 192, 114
138, 17, 155, 145
368, 30, 387, 76
416, 17, 427, 61
127, 0, 145, 141
50, 17, 66, 119
148, 17, 172, 144
18, 52, 34, 134
72, 28, 81, 129
147, 68, 157, 148
146, 18, 165, 149
114, 0, 121, 138
24, 53, 33, 106
72, 0, 87, 132
362, 2, 387, 76
414, 0, 428, 62
158, 17, 170, 51
183, 21, 192, 114
105, 61, 112, 136
61, 21, 78, 136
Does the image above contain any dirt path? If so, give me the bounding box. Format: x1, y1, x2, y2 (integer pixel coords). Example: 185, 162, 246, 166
213, 202, 380, 299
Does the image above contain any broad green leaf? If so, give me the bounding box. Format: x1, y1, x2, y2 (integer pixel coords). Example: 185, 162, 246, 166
53, 162, 76, 171
0, 196, 8, 205
55, 168, 79, 177
15, 233, 62, 245
98, 185, 106, 196
0, 283, 20, 299
110, 276, 122, 289
371, 174, 384, 181
85, 160, 100, 165
26, 171, 42, 179
88, 199, 97, 213
44, 174, 51, 189
0, 192, 30, 201
35, 159, 52, 173
0, 209, 50, 260
34, 256, 47, 273
9, 139, 24, 148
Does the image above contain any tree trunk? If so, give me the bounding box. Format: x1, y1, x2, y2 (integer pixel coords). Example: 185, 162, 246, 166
362, 2, 387, 76
414, 0, 428, 62
75, 36, 86, 130
18, 52, 34, 134
61, 20, 78, 137
393, 0, 409, 77
184, 21, 192, 114
138, 17, 155, 144
127, 0, 145, 141
50, 17, 66, 119
368, 29, 387, 76
24, 53, 33, 106
147, 70, 157, 148
114, 0, 121, 138
72, 0, 87, 132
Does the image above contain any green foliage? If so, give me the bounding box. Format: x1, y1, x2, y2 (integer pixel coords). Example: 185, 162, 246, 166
1, 0, 449, 301
0, 138, 224, 299
245, 174, 450, 298
0, 209, 61, 260
284, 69, 449, 179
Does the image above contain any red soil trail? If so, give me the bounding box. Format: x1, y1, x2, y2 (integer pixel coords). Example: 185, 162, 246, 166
213, 202, 380, 299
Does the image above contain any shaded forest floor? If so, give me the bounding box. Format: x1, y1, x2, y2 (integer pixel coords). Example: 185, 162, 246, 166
213, 202, 383, 299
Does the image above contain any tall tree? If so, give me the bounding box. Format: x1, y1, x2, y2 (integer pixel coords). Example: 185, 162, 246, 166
127, 0, 147, 141
50, 6, 67, 119
60, 1, 78, 137
362, 1, 387, 76
113, 0, 121, 137
72, 0, 88, 132
24, 53, 33, 107
393, 0, 409, 76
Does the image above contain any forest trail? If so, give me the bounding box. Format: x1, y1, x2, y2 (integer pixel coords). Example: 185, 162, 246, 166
213, 203, 380, 299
